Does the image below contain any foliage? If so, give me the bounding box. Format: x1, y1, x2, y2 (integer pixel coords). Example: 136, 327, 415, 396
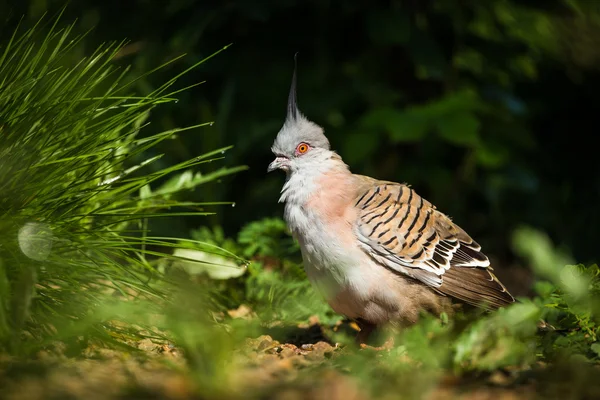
171, 218, 600, 398
173, 217, 336, 325
12, 0, 600, 264
0, 14, 244, 354
1, 3, 600, 400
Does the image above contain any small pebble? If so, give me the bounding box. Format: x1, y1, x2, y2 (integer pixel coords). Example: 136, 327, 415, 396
265, 346, 281, 355
279, 347, 297, 358
312, 341, 333, 352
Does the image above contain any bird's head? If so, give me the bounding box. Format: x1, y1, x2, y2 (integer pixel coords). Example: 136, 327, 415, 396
268, 56, 332, 175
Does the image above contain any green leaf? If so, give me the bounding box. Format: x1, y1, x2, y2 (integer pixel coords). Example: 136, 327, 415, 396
360, 108, 430, 143
139, 184, 152, 200
560, 264, 591, 300
512, 226, 574, 286
237, 217, 298, 259
475, 142, 509, 167
591, 343, 600, 357
453, 302, 541, 371
171, 248, 246, 280
436, 112, 481, 146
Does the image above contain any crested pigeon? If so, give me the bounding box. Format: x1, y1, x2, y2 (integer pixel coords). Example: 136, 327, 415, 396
267, 62, 514, 343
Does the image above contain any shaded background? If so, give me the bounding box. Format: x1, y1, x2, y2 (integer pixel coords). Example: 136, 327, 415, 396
2, 0, 599, 289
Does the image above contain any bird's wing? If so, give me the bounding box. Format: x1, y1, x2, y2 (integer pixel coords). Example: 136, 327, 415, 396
353, 180, 514, 309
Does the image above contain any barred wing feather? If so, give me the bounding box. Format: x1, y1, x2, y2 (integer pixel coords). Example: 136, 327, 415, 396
354, 180, 514, 309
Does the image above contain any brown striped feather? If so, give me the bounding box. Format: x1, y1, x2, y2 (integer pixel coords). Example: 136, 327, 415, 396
354, 179, 515, 310
437, 267, 514, 309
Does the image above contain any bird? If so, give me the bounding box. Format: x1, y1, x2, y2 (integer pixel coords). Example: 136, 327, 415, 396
267, 59, 515, 346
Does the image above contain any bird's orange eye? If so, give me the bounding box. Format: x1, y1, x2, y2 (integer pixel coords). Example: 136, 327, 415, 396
296, 142, 309, 155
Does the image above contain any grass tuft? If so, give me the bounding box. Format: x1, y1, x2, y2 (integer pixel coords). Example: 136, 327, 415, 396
0, 14, 245, 355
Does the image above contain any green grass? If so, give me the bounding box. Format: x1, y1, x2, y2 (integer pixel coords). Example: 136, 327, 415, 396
0, 12, 246, 355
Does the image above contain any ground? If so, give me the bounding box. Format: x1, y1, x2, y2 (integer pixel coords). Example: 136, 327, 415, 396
0, 314, 546, 400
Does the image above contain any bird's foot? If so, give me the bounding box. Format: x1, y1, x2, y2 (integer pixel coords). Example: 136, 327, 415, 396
354, 319, 395, 350
358, 335, 394, 351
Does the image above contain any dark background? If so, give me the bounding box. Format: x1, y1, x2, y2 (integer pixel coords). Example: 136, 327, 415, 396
2, 0, 599, 281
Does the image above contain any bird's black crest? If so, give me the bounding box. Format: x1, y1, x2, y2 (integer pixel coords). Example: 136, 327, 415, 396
286, 53, 300, 122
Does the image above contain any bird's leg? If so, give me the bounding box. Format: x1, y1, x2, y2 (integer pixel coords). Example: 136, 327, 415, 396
355, 319, 394, 351
374, 334, 395, 351
355, 319, 395, 351
355, 318, 377, 346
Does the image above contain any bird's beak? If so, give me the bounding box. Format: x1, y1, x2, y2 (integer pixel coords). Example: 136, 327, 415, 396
267, 156, 290, 173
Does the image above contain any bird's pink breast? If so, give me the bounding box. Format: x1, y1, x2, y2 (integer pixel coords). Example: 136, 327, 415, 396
304, 169, 359, 247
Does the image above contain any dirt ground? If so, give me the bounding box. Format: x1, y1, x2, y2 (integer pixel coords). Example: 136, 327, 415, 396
0, 315, 543, 400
